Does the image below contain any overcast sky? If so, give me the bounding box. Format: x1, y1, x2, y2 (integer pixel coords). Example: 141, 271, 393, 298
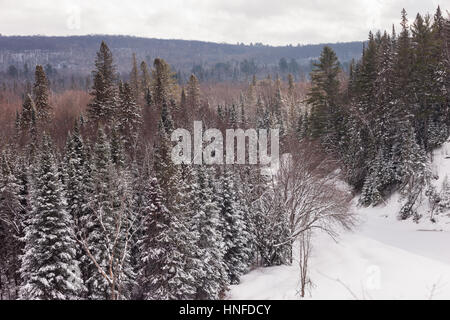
0, 0, 447, 45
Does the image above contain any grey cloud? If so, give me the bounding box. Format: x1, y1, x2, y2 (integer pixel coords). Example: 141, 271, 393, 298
0, 0, 447, 45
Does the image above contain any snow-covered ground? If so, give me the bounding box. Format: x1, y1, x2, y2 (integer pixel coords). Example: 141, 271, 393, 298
229, 140, 450, 300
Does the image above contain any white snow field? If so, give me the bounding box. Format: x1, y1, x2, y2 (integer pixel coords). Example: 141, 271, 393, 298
229, 140, 450, 300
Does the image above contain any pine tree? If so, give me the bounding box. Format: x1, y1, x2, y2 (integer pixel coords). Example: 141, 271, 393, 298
0, 152, 23, 299
238, 166, 268, 265
394, 9, 413, 110
140, 112, 200, 299
256, 96, 269, 129
189, 166, 227, 299
180, 88, 187, 111
233, 172, 255, 267
110, 125, 126, 168
90, 129, 115, 298
358, 32, 378, 115
306, 46, 341, 140
19, 135, 84, 300
360, 149, 385, 206
129, 53, 140, 101
77, 139, 96, 296
410, 13, 436, 148
218, 169, 251, 284
288, 73, 295, 97
140, 61, 151, 96
16, 157, 30, 226
64, 123, 85, 229
296, 113, 305, 140
428, 7, 450, 147
63, 122, 91, 297
153, 118, 176, 198
117, 82, 142, 147
397, 123, 429, 220
239, 93, 247, 128
33, 65, 52, 122
272, 84, 286, 139
247, 78, 256, 107
83, 129, 114, 299
138, 177, 196, 300
144, 87, 153, 108
20, 94, 37, 132
186, 74, 201, 111
87, 41, 118, 124
151, 58, 177, 109
81, 128, 136, 299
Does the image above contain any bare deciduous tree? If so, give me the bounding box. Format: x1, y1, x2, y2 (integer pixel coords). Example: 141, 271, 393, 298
298, 229, 312, 298
256, 139, 355, 297
278, 140, 355, 242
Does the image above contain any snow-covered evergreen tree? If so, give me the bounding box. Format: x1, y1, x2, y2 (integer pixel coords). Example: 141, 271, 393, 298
19, 135, 84, 300
218, 169, 252, 284
360, 150, 385, 207
117, 82, 142, 147
189, 166, 228, 299
0, 151, 23, 299
438, 176, 450, 214
138, 176, 197, 300
81, 129, 136, 300
139, 109, 200, 300
87, 41, 118, 124
397, 124, 429, 220
81, 128, 135, 300
110, 125, 126, 168
272, 84, 286, 139
19, 94, 37, 133
33, 65, 52, 123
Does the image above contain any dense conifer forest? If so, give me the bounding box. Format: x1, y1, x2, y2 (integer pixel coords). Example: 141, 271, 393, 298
0, 7, 449, 300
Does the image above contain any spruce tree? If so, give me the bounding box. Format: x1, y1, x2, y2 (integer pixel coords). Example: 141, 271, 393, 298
394, 9, 413, 109
306, 46, 341, 141
360, 149, 385, 206
396, 123, 429, 220
140, 119, 199, 299
83, 129, 114, 299
87, 41, 118, 124
79, 128, 136, 300
117, 82, 142, 147
64, 122, 86, 231
20, 94, 37, 132
0, 152, 22, 299
19, 135, 84, 300
218, 169, 251, 284
138, 177, 196, 300
189, 166, 227, 299
187, 74, 201, 111
130, 53, 140, 101
33, 65, 52, 122
273, 84, 286, 139
110, 125, 126, 168
140, 61, 151, 96
151, 58, 177, 108
287, 73, 295, 97
410, 13, 436, 148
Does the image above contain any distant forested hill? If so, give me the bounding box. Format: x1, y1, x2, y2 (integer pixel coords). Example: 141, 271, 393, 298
0, 35, 363, 82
